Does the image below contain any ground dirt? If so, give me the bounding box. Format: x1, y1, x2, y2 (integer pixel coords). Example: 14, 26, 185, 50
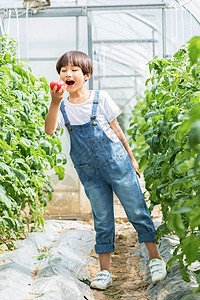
85, 189, 154, 300
0, 176, 160, 299
87, 218, 149, 300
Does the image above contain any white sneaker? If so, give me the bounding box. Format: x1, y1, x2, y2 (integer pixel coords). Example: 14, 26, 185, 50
90, 270, 112, 290
149, 258, 167, 285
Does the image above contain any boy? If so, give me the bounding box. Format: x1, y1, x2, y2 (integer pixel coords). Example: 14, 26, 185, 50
45, 50, 167, 289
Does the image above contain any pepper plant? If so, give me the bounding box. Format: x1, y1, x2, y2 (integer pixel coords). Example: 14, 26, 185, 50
128, 37, 200, 296
0, 35, 66, 249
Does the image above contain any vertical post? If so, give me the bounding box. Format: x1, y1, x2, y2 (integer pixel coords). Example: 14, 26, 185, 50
0, 13, 4, 52
162, 7, 166, 59
98, 52, 101, 90
152, 29, 155, 59
26, 5, 29, 60
135, 74, 138, 100
0, 13, 5, 37
75, 0, 79, 50
76, 16, 79, 50
87, 10, 93, 90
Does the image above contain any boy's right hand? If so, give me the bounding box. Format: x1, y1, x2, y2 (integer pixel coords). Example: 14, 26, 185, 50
50, 83, 66, 104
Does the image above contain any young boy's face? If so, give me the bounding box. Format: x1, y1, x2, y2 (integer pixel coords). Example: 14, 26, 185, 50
60, 64, 90, 93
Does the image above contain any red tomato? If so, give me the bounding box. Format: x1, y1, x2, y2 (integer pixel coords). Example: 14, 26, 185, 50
50, 80, 65, 92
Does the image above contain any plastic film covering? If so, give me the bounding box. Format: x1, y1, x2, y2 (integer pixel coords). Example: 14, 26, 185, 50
0, 220, 95, 300
136, 217, 200, 300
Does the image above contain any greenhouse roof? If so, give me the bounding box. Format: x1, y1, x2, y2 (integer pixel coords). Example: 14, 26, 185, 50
0, 1, 200, 115
177, 0, 200, 24
1, 1, 200, 21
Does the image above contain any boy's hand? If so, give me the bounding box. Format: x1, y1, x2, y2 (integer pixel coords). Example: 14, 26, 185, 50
50, 84, 66, 104
131, 158, 141, 178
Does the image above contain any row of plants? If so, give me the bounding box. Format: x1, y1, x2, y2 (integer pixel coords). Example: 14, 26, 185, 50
0, 36, 66, 249
128, 36, 200, 297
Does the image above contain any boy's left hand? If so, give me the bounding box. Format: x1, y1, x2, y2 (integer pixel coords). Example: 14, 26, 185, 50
131, 158, 141, 178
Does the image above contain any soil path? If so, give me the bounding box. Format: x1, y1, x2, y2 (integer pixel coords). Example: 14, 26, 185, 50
87, 217, 150, 300
85, 177, 159, 300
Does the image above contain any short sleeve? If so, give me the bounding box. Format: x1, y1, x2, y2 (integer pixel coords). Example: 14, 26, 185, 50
101, 91, 122, 122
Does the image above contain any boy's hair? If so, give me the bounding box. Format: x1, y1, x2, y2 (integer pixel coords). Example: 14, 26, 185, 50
56, 50, 93, 75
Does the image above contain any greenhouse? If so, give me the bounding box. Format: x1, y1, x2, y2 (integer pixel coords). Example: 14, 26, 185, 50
0, 0, 200, 299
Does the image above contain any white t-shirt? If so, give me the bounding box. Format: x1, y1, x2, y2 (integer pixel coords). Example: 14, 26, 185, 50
57, 90, 122, 142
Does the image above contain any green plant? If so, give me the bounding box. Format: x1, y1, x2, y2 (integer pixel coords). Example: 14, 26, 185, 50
128, 37, 200, 295
0, 35, 66, 249
77, 278, 91, 286
32, 253, 54, 260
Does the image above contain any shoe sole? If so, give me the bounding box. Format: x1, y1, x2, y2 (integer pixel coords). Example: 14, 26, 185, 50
152, 274, 167, 285
153, 279, 160, 285
90, 282, 112, 290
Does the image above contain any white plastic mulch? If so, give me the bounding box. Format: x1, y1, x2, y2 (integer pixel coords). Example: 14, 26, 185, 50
136, 217, 200, 300
0, 220, 95, 300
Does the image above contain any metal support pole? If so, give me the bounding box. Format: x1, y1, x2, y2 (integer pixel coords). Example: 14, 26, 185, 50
93, 39, 157, 44
0, 14, 5, 36
75, 2, 81, 209
6, 4, 168, 18
75, 0, 79, 50
87, 10, 93, 90
162, 8, 166, 59
94, 74, 142, 79
98, 52, 101, 90
152, 29, 155, 59
76, 16, 79, 50
135, 74, 138, 100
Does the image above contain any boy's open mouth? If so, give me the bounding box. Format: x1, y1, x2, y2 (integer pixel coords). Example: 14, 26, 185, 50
66, 80, 75, 86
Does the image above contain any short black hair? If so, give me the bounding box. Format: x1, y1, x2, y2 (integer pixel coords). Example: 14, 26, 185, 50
56, 50, 93, 75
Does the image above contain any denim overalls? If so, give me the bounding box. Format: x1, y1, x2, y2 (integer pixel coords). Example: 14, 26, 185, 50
60, 91, 157, 254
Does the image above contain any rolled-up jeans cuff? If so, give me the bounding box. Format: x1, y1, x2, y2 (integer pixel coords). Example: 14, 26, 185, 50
138, 230, 157, 243
95, 243, 115, 254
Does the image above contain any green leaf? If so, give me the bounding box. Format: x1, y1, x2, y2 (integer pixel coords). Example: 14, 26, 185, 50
189, 120, 200, 150
172, 207, 192, 214
0, 162, 13, 176
2, 216, 15, 229
56, 137, 62, 152
0, 139, 11, 150
181, 266, 190, 283
39, 77, 48, 84
189, 209, 200, 229
188, 36, 200, 65
29, 74, 36, 85
144, 111, 158, 121
0, 187, 12, 209
0, 66, 18, 88
11, 168, 26, 181
28, 156, 41, 170
20, 137, 31, 148
54, 165, 65, 180
174, 119, 191, 142
177, 158, 194, 173
167, 213, 185, 239
39, 77, 49, 93
40, 141, 52, 155
181, 235, 200, 264
13, 65, 29, 80
166, 254, 182, 271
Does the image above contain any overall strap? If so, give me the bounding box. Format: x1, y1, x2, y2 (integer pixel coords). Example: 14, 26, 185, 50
60, 100, 72, 130
91, 90, 100, 120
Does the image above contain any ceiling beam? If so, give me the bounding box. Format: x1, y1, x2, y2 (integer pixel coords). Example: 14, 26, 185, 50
93, 39, 158, 44
102, 86, 135, 90
94, 74, 142, 79
87, 4, 168, 11
3, 3, 169, 19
